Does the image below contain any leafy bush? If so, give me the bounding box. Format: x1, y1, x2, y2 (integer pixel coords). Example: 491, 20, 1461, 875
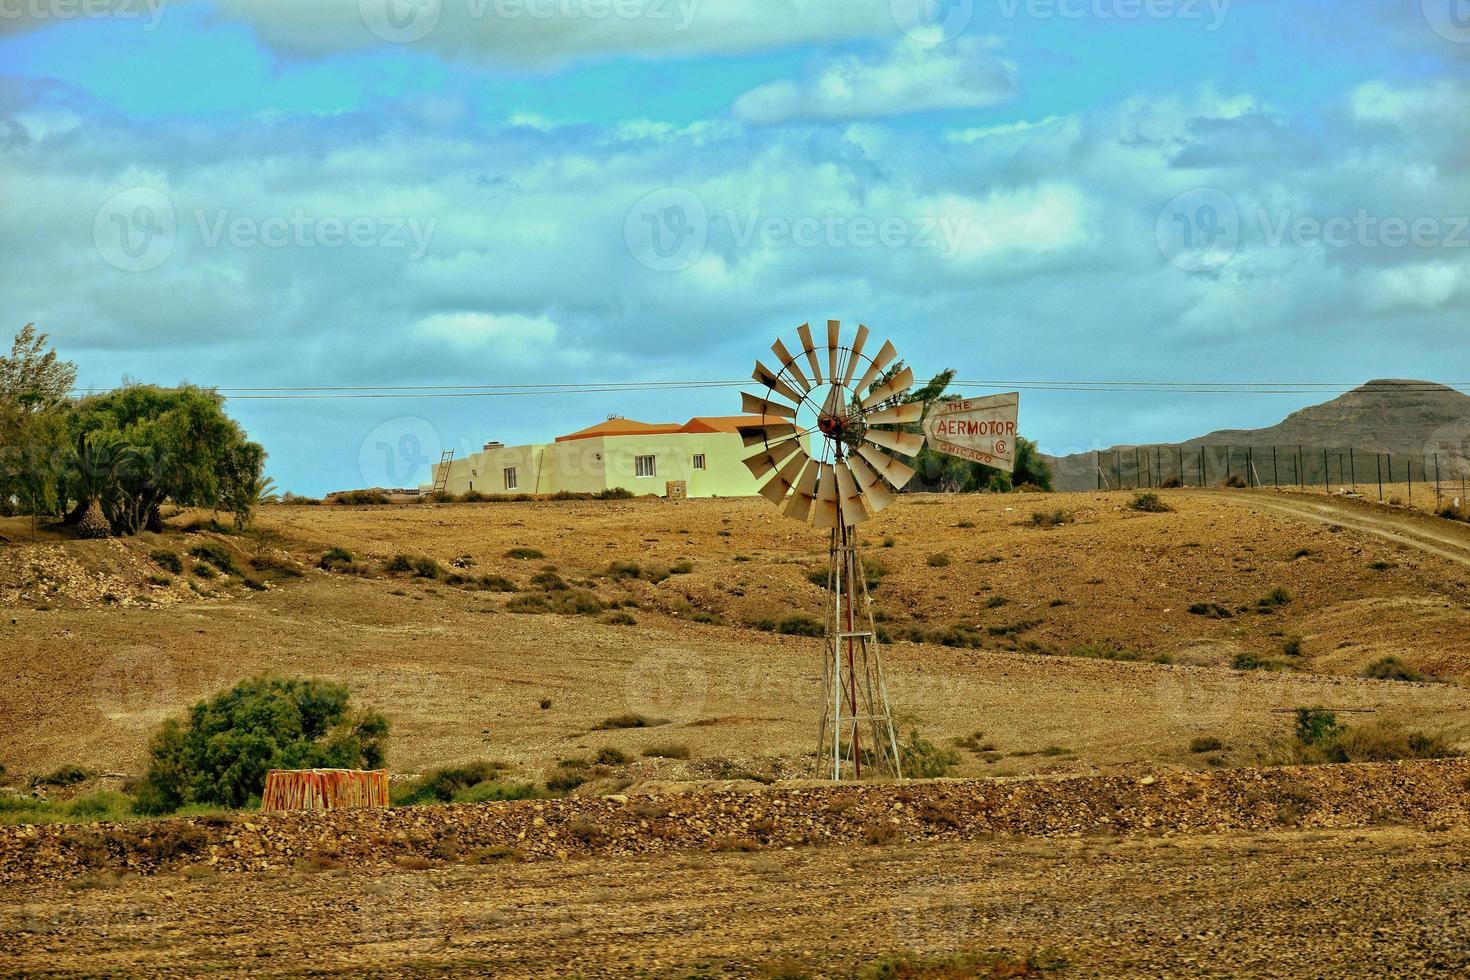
777, 614, 824, 637
453, 781, 539, 804
1231, 651, 1287, 671
1029, 510, 1068, 529
593, 713, 668, 731
391, 760, 510, 806
150, 549, 182, 574
1128, 492, 1173, 513
643, 742, 691, 759
1255, 587, 1292, 609
332, 490, 392, 505
1280, 708, 1457, 764
383, 554, 414, 573
135, 677, 388, 813
318, 547, 354, 570
898, 730, 961, 778
189, 542, 241, 576
1224, 474, 1248, 488
596, 487, 636, 500
1189, 736, 1224, 754
1295, 708, 1343, 746
38, 764, 89, 787
411, 556, 443, 579
476, 575, 517, 592
927, 553, 951, 567
808, 556, 887, 591
1188, 602, 1233, 619
506, 547, 544, 560
601, 610, 637, 626
1361, 657, 1428, 682
1283, 636, 1303, 657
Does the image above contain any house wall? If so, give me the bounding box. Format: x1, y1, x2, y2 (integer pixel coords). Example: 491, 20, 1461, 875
428, 430, 806, 498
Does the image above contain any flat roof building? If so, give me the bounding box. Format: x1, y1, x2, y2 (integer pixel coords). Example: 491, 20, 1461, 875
425, 415, 799, 498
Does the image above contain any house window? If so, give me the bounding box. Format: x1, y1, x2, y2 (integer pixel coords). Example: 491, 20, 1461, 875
692, 454, 706, 471
503, 467, 518, 491
635, 455, 657, 478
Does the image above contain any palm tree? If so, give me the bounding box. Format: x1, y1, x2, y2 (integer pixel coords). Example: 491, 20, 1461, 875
66, 432, 134, 538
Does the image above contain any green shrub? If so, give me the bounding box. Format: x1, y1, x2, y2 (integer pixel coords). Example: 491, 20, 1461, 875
643, 742, 691, 759
477, 575, 517, 592
927, 553, 951, 567
1029, 510, 1068, 529
594, 747, 630, 766
1231, 651, 1287, 671
1281, 708, 1456, 765
39, 764, 89, 787
189, 542, 241, 576
146, 574, 173, 587
1283, 636, 1303, 657
1256, 587, 1292, 609
777, 614, 824, 637
318, 547, 354, 571
808, 556, 887, 591
135, 676, 388, 814
384, 554, 414, 573
544, 766, 587, 793
1361, 657, 1428, 682
506, 547, 544, 560
986, 596, 1010, 608
1368, 560, 1393, 571
1189, 736, 1224, 754
1072, 641, 1172, 664
1188, 602, 1233, 619
1294, 708, 1343, 746
411, 557, 442, 579
898, 730, 961, 778
670, 560, 694, 575
592, 713, 667, 731
65, 791, 138, 820
332, 490, 392, 505
609, 560, 642, 579
601, 611, 637, 626
1128, 492, 1173, 513
390, 760, 511, 806
596, 487, 636, 500
149, 549, 182, 574
453, 781, 539, 804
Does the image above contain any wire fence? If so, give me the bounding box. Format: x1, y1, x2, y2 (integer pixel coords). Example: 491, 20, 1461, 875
1095, 445, 1470, 507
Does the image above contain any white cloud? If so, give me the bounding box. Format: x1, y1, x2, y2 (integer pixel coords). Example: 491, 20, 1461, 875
732, 36, 1018, 124
1362, 260, 1470, 312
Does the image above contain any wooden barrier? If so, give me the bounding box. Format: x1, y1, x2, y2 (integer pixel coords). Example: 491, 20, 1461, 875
261, 768, 390, 813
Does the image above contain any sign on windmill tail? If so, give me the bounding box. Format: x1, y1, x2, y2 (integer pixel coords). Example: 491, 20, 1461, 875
923, 392, 1022, 472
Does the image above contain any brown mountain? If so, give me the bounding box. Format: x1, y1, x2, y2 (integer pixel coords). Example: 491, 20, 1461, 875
1044, 380, 1470, 491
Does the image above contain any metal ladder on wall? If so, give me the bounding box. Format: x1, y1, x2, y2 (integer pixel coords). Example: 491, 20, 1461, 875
432, 450, 454, 493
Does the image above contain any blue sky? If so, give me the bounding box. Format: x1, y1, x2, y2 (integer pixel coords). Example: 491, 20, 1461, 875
2, 0, 1469, 493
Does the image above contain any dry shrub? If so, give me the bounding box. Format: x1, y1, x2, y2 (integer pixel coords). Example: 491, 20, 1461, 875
862, 820, 903, 846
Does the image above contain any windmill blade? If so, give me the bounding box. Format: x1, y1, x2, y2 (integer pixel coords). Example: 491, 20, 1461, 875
752, 360, 805, 408
783, 457, 821, 522
743, 436, 803, 481
858, 442, 918, 490
742, 391, 797, 419
739, 422, 799, 448
840, 323, 870, 389
861, 402, 924, 426
834, 459, 871, 527
846, 453, 895, 515
853, 339, 898, 397
863, 427, 925, 458
757, 449, 810, 506
812, 463, 840, 529
826, 319, 840, 383
796, 322, 824, 386
859, 365, 915, 411
771, 339, 812, 393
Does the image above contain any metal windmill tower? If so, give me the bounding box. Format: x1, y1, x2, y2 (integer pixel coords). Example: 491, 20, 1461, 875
738, 321, 926, 781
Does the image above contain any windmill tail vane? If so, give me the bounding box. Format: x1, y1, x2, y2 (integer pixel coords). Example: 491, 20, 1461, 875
738, 320, 929, 781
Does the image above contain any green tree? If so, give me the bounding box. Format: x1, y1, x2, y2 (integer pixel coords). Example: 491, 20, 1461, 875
0, 326, 75, 518
0, 324, 76, 410
67, 384, 267, 533
135, 676, 389, 813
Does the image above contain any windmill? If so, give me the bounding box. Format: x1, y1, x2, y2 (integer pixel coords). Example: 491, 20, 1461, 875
738, 320, 927, 780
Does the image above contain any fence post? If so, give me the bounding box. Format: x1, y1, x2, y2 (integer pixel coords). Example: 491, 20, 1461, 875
1247, 446, 1255, 488
1408, 456, 1413, 508
1297, 445, 1304, 489
1435, 453, 1441, 509
1273, 445, 1279, 488
1323, 447, 1330, 493
1178, 445, 1184, 486
1349, 448, 1356, 491
1377, 453, 1383, 502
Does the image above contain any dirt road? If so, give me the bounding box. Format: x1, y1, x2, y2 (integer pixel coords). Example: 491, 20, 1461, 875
1206, 490, 1470, 568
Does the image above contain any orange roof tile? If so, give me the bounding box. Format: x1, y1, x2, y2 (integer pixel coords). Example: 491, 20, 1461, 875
555, 415, 776, 442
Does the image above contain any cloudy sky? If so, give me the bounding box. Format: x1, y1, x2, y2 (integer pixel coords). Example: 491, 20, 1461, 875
2, 0, 1468, 494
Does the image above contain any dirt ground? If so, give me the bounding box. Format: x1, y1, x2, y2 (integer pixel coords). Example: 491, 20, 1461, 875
2, 489, 1469, 784
4, 489, 1470, 977
2, 826, 1467, 977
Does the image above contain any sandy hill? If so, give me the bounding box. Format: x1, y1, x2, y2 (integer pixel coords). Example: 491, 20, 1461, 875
1045, 380, 1470, 492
